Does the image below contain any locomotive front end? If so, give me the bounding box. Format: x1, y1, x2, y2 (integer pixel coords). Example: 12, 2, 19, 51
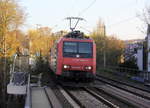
61, 40, 96, 80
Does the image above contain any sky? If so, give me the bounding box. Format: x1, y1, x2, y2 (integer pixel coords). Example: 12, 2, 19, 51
20, 0, 150, 40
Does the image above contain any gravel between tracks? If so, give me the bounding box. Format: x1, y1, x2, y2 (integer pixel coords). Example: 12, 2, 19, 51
66, 88, 110, 108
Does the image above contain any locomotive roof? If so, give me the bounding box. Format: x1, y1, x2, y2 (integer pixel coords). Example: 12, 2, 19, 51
56, 31, 94, 43
64, 31, 90, 39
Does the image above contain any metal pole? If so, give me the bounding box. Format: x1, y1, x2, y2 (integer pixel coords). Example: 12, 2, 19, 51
103, 25, 106, 68
74, 19, 80, 30
2, 26, 6, 108
69, 19, 72, 31
104, 50, 106, 68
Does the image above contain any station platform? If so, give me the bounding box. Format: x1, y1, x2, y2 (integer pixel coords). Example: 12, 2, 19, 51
31, 87, 51, 108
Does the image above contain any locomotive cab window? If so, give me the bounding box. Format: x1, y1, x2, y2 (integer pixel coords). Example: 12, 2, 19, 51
63, 42, 77, 53
63, 41, 93, 58
78, 42, 92, 58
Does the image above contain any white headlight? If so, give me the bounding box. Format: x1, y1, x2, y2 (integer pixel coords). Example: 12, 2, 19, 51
88, 66, 92, 70
85, 66, 92, 70
64, 65, 68, 68
63, 65, 70, 69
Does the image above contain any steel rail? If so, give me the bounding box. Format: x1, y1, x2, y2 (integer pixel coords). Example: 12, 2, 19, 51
83, 88, 119, 108
96, 75, 150, 100
61, 86, 86, 108
97, 74, 150, 93
44, 87, 53, 108
94, 87, 139, 108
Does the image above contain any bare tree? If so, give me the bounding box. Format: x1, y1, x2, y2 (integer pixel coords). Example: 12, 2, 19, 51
140, 7, 150, 25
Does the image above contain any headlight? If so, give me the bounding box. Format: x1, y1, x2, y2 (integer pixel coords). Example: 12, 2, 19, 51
64, 65, 68, 68
87, 66, 92, 70
63, 65, 70, 69
85, 66, 92, 70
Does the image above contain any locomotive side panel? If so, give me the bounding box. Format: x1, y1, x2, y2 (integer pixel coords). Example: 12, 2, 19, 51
93, 42, 96, 74
49, 43, 57, 73
55, 40, 63, 75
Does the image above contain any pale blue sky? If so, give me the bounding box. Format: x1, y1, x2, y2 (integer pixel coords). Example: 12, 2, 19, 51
21, 0, 150, 40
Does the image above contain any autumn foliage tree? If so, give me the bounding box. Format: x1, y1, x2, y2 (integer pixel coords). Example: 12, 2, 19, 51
91, 20, 125, 67
0, 0, 26, 107
27, 26, 68, 58
0, 0, 26, 57
28, 27, 54, 57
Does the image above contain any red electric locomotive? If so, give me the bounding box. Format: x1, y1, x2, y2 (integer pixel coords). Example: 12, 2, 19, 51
49, 31, 96, 81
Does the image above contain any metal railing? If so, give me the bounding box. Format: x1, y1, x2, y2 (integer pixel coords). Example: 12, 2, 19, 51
9, 54, 28, 85
9, 54, 17, 84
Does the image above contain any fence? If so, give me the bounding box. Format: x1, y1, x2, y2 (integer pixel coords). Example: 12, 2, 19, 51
101, 66, 150, 82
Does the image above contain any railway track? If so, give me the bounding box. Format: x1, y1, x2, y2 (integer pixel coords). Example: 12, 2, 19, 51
37, 85, 119, 108
59, 85, 118, 108
96, 75, 150, 100
44, 87, 62, 108
96, 75, 150, 108
58, 84, 140, 108
30, 70, 150, 108
30, 83, 147, 108
42, 71, 116, 108
97, 74, 150, 92
83, 88, 119, 108
85, 87, 135, 108
58, 86, 84, 108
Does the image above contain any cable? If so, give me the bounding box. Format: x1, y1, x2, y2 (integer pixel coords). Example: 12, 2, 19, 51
64, 0, 77, 17
69, 0, 78, 16
107, 16, 137, 28
79, 26, 92, 33
78, 0, 96, 16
